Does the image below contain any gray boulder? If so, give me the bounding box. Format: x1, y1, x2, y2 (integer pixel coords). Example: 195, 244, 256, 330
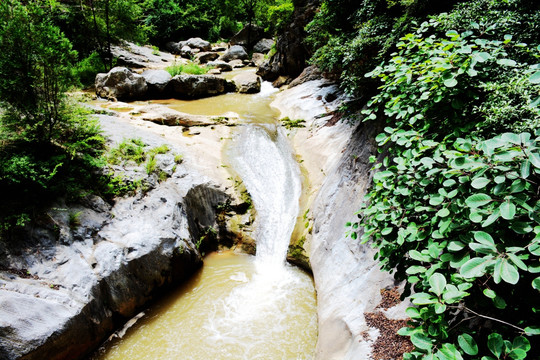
253, 38, 275, 53
207, 60, 233, 72
180, 45, 194, 59
185, 37, 211, 51
166, 74, 229, 99
229, 59, 246, 69
142, 69, 172, 98
95, 67, 148, 101
218, 45, 248, 62
232, 72, 262, 94
195, 52, 219, 64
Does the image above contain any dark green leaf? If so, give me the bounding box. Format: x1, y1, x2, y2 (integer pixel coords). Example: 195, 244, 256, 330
533, 277, 540, 290
501, 259, 519, 284
429, 273, 446, 296
460, 256, 494, 278
465, 193, 492, 208
411, 332, 433, 350
458, 334, 478, 355
488, 333, 503, 358
529, 70, 540, 84
471, 177, 490, 189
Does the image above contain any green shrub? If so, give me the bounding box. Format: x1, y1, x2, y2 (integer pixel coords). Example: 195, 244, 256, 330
350, 23, 540, 359
166, 62, 210, 76
73, 52, 111, 87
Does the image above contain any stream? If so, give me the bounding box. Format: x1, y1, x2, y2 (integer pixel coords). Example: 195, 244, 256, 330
94, 76, 318, 359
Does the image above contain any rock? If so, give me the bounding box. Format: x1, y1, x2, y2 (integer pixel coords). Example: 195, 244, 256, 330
272, 75, 291, 88
207, 68, 221, 75
95, 67, 148, 101
195, 52, 219, 64
166, 74, 229, 99
212, 44, 227, 52
137, 104, 214, 126
141, 69, 172, 98
251, 53, 266, 67
229, 59, 245, 69
218, 45, 248, 62
111, 42, 175, 69
165, 41, 185, 54
257, 0, 318, 81
232, 72, 262, 94
185, 37, 212, 51
180, 45, 194, 59
230, 24, 266, 49
289, 65, 323, 87
207, 60, 233, 72
253, 38, 275, 53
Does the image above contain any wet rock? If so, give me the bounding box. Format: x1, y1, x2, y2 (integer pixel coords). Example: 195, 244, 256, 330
185, 37, 212, 51
289, 65, 323, 87
142, 69, 172, 98
273, 75, 291, 88
166, 74, 229, 99
232, 72, 262, 94
253, 38, 275, 53
195, 52, 219, 64
218, 45, 248, 62
137, 104, 214, 126
207, 60, 233, 72
95, 67, 148, 101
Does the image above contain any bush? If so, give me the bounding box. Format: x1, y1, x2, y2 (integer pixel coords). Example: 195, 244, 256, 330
166, 62, 210, 76
350, 23, 540, 359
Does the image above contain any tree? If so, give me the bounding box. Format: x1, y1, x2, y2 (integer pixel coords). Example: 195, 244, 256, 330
0, 0, 77, 144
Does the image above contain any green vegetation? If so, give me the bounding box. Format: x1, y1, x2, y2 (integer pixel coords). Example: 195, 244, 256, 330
166, 62, 211, 76
280, 117, 306, 129
339, 1, 540, 358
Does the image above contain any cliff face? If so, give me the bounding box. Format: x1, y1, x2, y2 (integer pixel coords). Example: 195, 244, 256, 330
272, 79, 409, 360
257, 0, 319, 81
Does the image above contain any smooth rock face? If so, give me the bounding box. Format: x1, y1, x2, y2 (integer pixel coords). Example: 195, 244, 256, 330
271, 78, 406, 360
251, 53, 266, 67
112, 42, 175, 69
137, 104, 215, 126
185, 37, 212, 51
253, 38, 275, 53
166, 74, 228, 98
232, 72, 262, 94
142, 69, 172, 97
207, 60, 233, 72
218, 45, 248, 62
95, 67, 148, 101
195, 51, 219, 64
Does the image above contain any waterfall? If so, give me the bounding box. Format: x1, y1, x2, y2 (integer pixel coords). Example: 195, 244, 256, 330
227, 123, 302, 269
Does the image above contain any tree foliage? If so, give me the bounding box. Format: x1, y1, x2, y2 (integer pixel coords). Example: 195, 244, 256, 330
349, 19, 540, 360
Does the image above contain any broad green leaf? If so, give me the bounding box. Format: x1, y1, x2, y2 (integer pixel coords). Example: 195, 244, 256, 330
444, 77, 458, 88
529, 152, 540, 169
406, 265, 426, 274
529, 70, 540, 84
483, 289, 496, 298
497, 58, 517, 67
488, 333, 503, 358
474, 52, 491, 63
460, 256, 494, 278
521, 160, 531, 179
533, 277, 540, 290
437, 343, 464, 360
465, 193, 492, 208
493, 258, 503, 284
500, 201, 516, 220
471, 177, 490, 189
512, 336, 531, 353
469, 211, 483, 223
482, 209, 500, 227
507, 349, 527, 360
474, 231, 495, 246
437, 208, 450, 217
507, 253, 528, 271
448, 241, 465, 251
429, 273, 446, 296
381, 227, 393, 235
429, 194, 444, 206
410, 250, 431, 262
434, 302, 446, 314
411, 332, 433, 350
411, 292, 438, 305
458, 334, 479, 355
501, 259, 519, 284
405, 307, 421, 319
524, 326, 540, 335
397, 326, 416, 336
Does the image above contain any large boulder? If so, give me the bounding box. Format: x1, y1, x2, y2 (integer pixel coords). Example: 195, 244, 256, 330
253, 38, 275, 53
166, 74, 229, 99
230, 24, 266, 49
195, 52, 219, 64
232, 72, 262, 94
218, 45, 248, 62
252, 53, 266, 67
142, 69, 172, 98
185, 37, 212, 51
95, 67, 148, 101
180, 45, 194, 59
207, 60, 233, 72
